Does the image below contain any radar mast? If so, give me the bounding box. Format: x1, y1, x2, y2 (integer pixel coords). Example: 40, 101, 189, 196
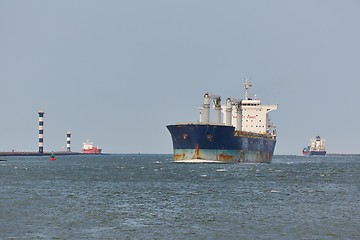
244, 79, 252, 100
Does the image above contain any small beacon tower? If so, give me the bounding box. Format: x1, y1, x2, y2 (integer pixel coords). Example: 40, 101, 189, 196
38, 111, 44, 154
66, 132, 71, 152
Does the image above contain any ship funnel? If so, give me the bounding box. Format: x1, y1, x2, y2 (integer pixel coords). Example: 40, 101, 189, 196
38, 111, 44, 154
225, 98, 232, 126
66, 132, 71, 152
201, 93, 211, 123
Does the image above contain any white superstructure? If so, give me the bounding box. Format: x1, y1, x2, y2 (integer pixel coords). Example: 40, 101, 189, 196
199, 80, 278, 135
83, 140, 95, 150
310, 136, 326, 151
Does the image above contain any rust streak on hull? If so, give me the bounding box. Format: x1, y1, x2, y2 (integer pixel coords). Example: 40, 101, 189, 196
218, 153, 233, 162
194, 144, 201, 159
174, 153, 185, 160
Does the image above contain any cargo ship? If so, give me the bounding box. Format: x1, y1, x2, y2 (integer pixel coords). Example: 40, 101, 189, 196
302, 136, 326, 156
82, 140, 102, 154
167, 80, 278, 163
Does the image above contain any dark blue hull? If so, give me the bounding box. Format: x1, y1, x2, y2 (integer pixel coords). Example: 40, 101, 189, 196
167, 124, 276, 163
303, 150, 327, 156
309, 151, 327, 156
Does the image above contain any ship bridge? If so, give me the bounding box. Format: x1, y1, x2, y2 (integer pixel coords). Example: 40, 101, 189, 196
241, 99, 261, 106
199, 80, 277, 135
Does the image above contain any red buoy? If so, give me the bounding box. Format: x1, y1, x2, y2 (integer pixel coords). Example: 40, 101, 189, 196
50, 153, 56, 161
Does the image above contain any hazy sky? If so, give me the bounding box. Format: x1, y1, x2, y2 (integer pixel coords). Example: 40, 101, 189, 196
1, 0, 359, 155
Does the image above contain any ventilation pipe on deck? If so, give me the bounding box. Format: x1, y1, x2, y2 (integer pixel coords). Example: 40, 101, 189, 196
201, 93, 211, 123
234, 101, 242, 131
213, 97, 222, 124
225, 98, 232, 126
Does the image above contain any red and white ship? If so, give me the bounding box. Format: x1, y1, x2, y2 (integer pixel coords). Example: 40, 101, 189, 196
82, 140, 102, 154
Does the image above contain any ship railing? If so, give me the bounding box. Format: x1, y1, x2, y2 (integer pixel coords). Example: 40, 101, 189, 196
175, 122, 226, 126
234, 130, 276, 140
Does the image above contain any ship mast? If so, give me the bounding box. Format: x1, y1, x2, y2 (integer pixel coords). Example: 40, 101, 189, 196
244, 79, 252, 100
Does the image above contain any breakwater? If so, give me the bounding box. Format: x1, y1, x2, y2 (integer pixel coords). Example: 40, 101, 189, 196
0, 151, 82, 157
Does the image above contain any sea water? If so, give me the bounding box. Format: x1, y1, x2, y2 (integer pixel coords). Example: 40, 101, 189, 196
0, 154, 359, 239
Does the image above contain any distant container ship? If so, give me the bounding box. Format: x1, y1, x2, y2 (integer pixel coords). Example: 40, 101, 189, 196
167, 80, 278, 163
302, 136, 326, 156
82, 140, 102, 154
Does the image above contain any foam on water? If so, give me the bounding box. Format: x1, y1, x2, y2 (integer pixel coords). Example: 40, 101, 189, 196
216, 168, 227, 172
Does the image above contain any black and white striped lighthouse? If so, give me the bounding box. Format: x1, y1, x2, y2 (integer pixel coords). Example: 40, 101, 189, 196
38, 110, 44, 154
66, 132, 71, 152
